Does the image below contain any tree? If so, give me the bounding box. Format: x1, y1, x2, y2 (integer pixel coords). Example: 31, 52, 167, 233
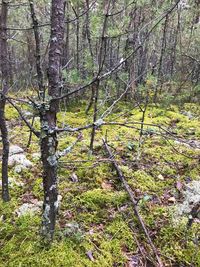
0, 0, 10, 202
40, 0, 65, 240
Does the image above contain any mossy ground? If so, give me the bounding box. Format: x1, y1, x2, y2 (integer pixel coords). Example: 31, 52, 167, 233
0, 99, 200, 266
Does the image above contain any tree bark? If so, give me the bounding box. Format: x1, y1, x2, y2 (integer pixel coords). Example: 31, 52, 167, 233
40, 0, 65, 240
29, 0, 44, 97
0, 0, 10, 202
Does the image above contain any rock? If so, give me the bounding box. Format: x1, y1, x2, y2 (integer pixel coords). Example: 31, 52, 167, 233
15, 203, 41, 216
9, 145, 24, 156
8, 154, 33, 171
8, 144, 33, 173
0, 177, 24, 188
176, 180, 200, 216
14, 165, 25, 174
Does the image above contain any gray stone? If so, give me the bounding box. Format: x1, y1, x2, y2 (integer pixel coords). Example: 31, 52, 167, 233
0, 177, 24, 188
176, 180, 200, 218
15, 203, 41, 217
9, 145, 24, 156
8, 154, 33, 169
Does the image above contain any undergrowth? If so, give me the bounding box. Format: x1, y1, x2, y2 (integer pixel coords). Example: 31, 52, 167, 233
0, 100, 200, 266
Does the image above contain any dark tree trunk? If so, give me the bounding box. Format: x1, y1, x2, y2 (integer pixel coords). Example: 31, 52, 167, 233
89, 0, 111, 152
63, 1, 70, 68
0, 0, 10, 202
155, 15, 168, 100
85, 0, 94, 62
29, 0, 44, 97
89, 80, 99, 151
40, 0, 65, 240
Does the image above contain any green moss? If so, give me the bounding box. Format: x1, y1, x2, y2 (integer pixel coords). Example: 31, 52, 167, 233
76, 189, 127, 211
5, 105, 19, 120
1, 100, 200, 266
157, 223, 200, 266
105, 218, 136, 251
32, 178, 43, 199
121, 168, 166, 194
183, 103, 200, 117
76, 163, 112, 183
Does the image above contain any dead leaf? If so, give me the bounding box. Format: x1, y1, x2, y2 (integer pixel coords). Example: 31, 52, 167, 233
168, 197, 176, 203
101, 181, 113, 190
70, 173, 78, 183
86, 250, 95, 261
176, 181, 183, 191
158, 174, 164, 181
125, 255, 140, 267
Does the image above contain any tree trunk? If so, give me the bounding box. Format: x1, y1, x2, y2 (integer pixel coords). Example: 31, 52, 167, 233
40, 0, 65, 240
0, 0, 10, 202
63, 1, 70, 68
29, 0, 44, 98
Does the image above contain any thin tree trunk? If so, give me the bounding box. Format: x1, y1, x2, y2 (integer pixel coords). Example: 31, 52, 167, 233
154, 15, 168, 102
63, 1, 70, 68
89, 0, 111, 152
29, 0, 45, 98
0, 0, 10, 202
40, 0, 65, 240
89, 80, 99, 151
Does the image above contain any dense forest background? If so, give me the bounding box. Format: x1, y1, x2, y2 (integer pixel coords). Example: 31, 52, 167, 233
0, 0, 200, 266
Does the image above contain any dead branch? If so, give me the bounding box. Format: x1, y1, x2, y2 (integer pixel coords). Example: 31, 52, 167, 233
56, 134, 82, 159
103, 138, 163, 267
6, 98, 40, 138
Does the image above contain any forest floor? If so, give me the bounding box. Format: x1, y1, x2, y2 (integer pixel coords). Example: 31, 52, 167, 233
0, 99, 200, 267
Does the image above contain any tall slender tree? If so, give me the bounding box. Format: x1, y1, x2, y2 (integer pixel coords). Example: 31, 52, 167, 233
40, 0, 65, 240
0, 0, 10, 202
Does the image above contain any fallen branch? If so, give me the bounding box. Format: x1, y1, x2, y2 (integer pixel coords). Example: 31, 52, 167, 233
103, 138, 163, 267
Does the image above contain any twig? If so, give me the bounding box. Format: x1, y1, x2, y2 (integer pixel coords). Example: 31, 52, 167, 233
103, 138, 163, 267
6, 98, 40, 138
26, 115, 36, 148
56, 134, 82, 159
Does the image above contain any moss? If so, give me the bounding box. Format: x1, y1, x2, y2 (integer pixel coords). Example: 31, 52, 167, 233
142, 205, 169, 228
75, 189, 127, 211
157, 223, 200, 266
97, 239, 126, 266
105, 218, 136, 251
0, 199, 18, 218
74, 161, 113, 184
32, 177, 43, 199
122, 168, 166, 194
160, 165, 177, 176
183, 103, 200, 117
5, 105, 19, 120
0, 212, 135, 267
1, 101, 200, 266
